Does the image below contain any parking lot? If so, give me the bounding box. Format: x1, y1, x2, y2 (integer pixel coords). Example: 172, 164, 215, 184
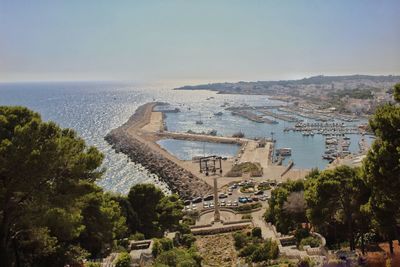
183, 179, 273, 212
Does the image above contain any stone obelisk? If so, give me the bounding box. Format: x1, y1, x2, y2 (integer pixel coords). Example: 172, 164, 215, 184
213, 176, 220, 222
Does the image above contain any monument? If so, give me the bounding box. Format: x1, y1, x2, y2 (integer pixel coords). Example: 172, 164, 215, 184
213, 176, 220, 222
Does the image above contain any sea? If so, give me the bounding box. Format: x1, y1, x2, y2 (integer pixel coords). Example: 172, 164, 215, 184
0, 81, 371, 194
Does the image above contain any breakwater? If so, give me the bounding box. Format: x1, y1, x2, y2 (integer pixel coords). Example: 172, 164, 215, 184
105, 102, 212, 198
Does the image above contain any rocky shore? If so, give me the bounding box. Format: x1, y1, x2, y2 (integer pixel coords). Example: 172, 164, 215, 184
105, 102, 212, 199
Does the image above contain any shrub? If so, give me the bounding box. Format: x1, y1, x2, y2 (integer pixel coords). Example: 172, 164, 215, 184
299, 236, 320, 249
152, 238, 174, 257
234, 202, 262, 212
114, 252, 131, 267
85, 262, 101, 267
182, 217, 196, 225
233, 232, 248, 249
242, 214, 252, 220
239, 244, 258, 257
130, 232, 145, 241
180, 234, 196, 248
155, 248, 201, 267
252, 227, 262, 238
295, 228, 310, 244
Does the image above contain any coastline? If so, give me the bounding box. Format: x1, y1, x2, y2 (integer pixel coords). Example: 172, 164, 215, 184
105, 102, 212, 198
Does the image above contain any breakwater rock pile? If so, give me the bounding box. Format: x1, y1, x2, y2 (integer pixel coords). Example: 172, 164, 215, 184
105, 103, 212, 199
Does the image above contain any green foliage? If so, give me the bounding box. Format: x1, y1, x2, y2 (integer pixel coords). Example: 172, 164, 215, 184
241, 214, 252, 220
238, 239, 279, 263
114, 252, 131, 267
265, 180, 306, 234
251, 227, 262, 238
130, 232, 145, 241
362, 83, 400, 253
85, 262, 101, 267
305, 166, 369, 250
233, 202, 261, 212
127, 184, 183, 238
154, 247, 202, 267
152, 238, 174, 257
233, 232, 248, 249
393, 83, 400, 102
294, 228, 310, 244
0, 106, 129, 266
328, 88, 374, 100
78, 188, 127, 258
299, 236, 320, 249
180, 234, 196, 248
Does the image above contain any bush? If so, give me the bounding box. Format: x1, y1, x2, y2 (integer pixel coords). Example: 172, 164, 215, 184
234, 202, 262, 212
233, 232, 248, 249
155, 248, 201, 267
252, 227, 262, 238
299, 236, 320, 249
239, 244, 258, 257
114, 252, 131, 267
130, 232, 145, 241
180, 234, 196, 248
153, 238, 174, 257
242, 214, 252, 220
295, 228, 310, 244
182, 217, 196, 225
85, 262, 101, 267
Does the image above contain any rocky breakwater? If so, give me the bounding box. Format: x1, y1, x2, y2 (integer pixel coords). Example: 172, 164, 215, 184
105, 102, 212, 199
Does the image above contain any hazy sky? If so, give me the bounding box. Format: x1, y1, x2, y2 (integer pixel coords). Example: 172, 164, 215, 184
1, 0, 400, 86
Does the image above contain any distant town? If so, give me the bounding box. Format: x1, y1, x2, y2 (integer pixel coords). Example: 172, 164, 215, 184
177, 75, 400, 116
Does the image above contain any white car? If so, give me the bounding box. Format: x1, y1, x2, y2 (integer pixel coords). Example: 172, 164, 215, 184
233, 201, 238, 206
203, 202, 209, 208
226, 201, 232, 207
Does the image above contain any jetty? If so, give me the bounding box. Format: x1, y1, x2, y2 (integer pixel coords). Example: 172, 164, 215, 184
105, 102, 212, 198
106, 102, 309, 197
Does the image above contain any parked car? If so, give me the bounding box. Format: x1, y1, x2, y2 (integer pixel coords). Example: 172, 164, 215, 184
255, 190, 264, 195
203, 195, 214, 201
220, 200, 226, 207
233, 201, 238, 206
227, 201, 232, 207
219, 193, 228, 199
203, 202, 209, 208
192, 197, 202, 203
252, 196, 259, 201
238, 197, 247, 203
184, 199, 191, 206
246, 197, 253, 203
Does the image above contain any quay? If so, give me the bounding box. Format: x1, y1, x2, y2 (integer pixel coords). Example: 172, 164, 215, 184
106, 102, 310, 198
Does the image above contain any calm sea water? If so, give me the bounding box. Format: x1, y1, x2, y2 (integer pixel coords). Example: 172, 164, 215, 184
157, 139, 240, 160
0, 82, 370, 194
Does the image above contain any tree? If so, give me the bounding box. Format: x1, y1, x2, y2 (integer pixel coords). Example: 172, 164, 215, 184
127, 184, 183, 238
0, 106, 126, 266
77, 187, 127, 258
264, 180, 306, 234
362, 83, 400, 254
305, 166, 368, 250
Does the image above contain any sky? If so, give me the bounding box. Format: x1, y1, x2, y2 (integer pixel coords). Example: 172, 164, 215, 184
1, 0, 400, 86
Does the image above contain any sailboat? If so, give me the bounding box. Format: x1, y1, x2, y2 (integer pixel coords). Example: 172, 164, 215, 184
196, 113, 203, 125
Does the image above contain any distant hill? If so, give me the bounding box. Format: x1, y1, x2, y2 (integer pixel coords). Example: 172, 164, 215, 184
175, 75, 400, 95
